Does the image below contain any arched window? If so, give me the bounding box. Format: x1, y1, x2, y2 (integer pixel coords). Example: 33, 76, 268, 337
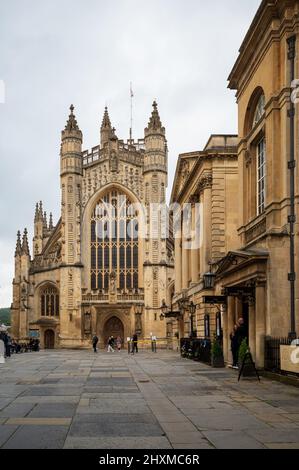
40, 285, 59, 317
90, 189, 139, 291
252, 94, 265, 129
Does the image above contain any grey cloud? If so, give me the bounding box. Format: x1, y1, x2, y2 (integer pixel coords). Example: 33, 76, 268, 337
0, 0, 261, 306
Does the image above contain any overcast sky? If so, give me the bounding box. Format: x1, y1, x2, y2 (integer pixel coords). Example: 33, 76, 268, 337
0, 0, 261, 307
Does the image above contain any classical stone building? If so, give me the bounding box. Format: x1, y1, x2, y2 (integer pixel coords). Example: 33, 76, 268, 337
213, 0, 299, 368
11, 102, 173, 349
168, 135, 239, 348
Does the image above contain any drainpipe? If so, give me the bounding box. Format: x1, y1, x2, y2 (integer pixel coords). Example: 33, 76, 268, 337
287, 35, 297, 339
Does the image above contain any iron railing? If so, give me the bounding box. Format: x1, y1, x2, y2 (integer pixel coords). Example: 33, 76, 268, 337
264, 336, 299, 376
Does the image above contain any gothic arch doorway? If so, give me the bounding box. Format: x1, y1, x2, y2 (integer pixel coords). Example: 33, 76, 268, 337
103, 316, 124, 347
44, 329, 55, 349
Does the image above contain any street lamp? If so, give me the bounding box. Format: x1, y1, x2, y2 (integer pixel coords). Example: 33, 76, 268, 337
203, 271, 216, 290
160, 300, 182, 320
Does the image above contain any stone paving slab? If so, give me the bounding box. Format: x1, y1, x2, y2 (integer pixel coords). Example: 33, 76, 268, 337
0, 403, 36, 418
28, 403, 77, 418
202, 430, 266, 449
64, 436, 172, 449
1, 349, 299, 449
2, 425, 69, 449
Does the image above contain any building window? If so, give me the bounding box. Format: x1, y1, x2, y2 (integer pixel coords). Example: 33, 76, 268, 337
204, 314, 210, 339
40, 286, 59, 317
90, 189, 139, 291
252, 94, 265, 129
257, 137, 266, 215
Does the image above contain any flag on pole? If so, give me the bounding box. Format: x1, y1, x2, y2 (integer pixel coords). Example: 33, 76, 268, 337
130, 82, 134, 98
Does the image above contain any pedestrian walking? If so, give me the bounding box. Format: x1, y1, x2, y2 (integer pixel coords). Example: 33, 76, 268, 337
5, 334, 11, 357
107, 336, 115, 353
116, 336, 122, 351
92, 334, 99, 353
132, 333, 138, 354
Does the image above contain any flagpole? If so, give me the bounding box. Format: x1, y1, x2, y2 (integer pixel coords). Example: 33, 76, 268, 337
130, 82, 133, 143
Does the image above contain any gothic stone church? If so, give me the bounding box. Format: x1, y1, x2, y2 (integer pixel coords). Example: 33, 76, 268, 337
11, 103, 173, 349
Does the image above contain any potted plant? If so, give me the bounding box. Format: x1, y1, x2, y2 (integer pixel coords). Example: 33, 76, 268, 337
238, 338, 256, 377
211, 337, 225, 368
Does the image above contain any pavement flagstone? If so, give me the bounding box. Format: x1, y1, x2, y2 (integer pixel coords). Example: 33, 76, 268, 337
0, 349, 298, 449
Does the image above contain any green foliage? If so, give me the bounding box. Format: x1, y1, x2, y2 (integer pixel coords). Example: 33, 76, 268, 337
212, 337, 223, 358
0, 308, 11, 325
238, 338, 249, 364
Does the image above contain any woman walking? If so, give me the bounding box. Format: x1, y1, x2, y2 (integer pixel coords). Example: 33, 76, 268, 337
107, 336, 115, 353
116, 336, 122, 352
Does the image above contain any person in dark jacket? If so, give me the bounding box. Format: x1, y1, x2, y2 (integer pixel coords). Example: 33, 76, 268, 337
230, 325, 239, 369
132, 333, 138, 354
107, 336, 115, 353
92, 335, 99, 353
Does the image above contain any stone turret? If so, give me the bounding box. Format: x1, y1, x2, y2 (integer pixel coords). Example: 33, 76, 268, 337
60, 104, 83, 347
143, 101, 168, 339
33, 201, 44, 256
100, 106, 112, 148
144, 101, 167, 176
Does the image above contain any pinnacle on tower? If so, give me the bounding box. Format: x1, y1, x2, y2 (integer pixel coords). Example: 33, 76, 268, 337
49, 212, 54, 230
21, 228, 30, 256
146, 100, 164, 132
39, 201, 43, 219
34, 203, 39, 222
101, 106, 112, 130
15, 230, 22, 257
100, 106, 114, 147
65, 104, 80, 132
43, 211, 48, 230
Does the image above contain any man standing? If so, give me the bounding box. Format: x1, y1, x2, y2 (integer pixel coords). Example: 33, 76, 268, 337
132, 333, 138, 354
92, 334, 99, 353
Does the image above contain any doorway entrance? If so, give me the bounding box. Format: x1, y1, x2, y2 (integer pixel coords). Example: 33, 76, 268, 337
103, 316, 124, 348
44, 329, 55, 349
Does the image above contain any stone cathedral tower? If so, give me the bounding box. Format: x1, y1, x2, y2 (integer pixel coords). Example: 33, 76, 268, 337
11, 102, 173, 349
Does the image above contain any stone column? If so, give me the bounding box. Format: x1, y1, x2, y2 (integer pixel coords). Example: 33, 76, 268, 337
255, 281, 266, 368
175, 237, 182, 294
191, 203, 199, 284
222, 304, 228, 364
248, 301, 256, 361
182, 238, 189, 290
227, 296, 235, 365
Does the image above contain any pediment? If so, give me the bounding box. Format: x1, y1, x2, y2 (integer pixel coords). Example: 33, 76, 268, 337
216, 249, 268, 277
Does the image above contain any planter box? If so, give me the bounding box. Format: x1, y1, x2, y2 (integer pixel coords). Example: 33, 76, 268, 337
211, 356, 225, 368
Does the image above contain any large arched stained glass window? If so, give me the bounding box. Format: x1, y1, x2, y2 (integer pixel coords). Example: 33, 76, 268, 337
90, 189, 139, 291
40, 286, 59, 317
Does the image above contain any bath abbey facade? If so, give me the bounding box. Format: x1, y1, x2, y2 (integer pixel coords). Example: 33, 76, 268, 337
11, 103, 174, 348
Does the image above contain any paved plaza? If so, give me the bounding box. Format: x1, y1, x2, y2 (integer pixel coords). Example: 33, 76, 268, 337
0, 349, 299, 449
